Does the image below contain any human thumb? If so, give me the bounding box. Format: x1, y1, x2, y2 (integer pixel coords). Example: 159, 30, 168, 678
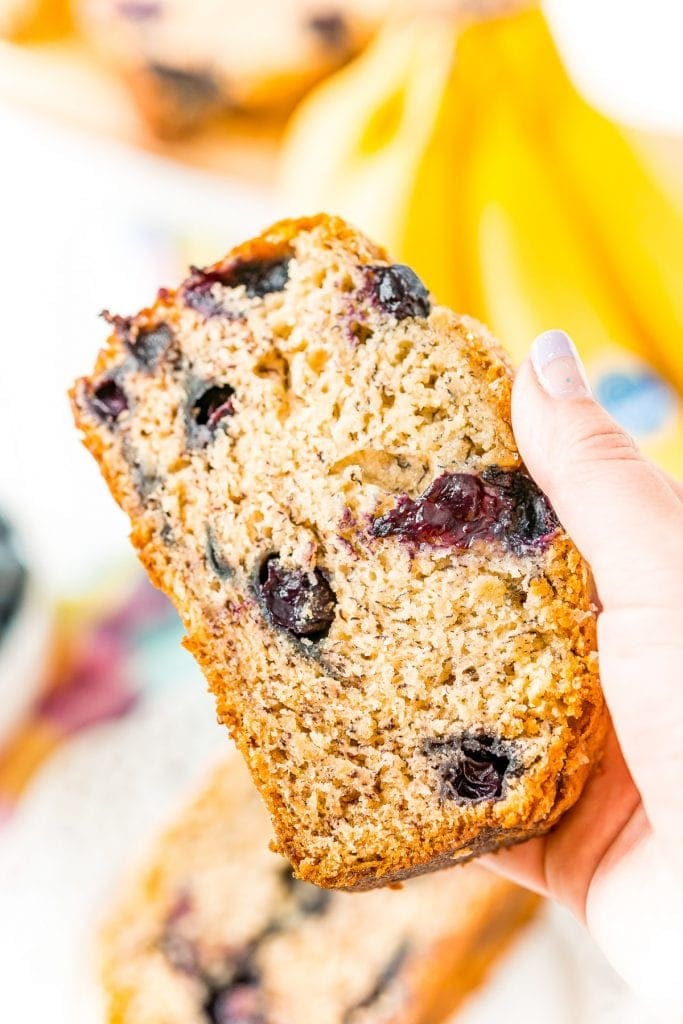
512, 330, 683, 832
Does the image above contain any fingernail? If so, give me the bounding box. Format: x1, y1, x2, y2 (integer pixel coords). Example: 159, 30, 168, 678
530, 330, 592, 399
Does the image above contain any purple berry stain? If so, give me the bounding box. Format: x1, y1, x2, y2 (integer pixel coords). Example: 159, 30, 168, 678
365, 264, 431, 320
259, 556, 336, 639
371, 468, 558, 554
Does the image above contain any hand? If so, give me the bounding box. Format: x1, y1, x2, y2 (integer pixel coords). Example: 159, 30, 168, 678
484, 330, 683, 1012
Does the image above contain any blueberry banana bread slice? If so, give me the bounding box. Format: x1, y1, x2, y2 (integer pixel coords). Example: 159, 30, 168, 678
76, 0, 385, 137
71, 213, 604, 889
101, 757, 538, 1024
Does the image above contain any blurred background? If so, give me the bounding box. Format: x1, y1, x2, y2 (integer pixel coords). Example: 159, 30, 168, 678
0, 1, 681, 1021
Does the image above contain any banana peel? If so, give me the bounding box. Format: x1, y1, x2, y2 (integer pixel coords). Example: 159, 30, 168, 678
280, 4, 683, 476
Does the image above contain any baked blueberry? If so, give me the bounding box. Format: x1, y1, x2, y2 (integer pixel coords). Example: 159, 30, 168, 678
307, 11, 349, 49
227, 258, 292, 299
207, 986, 263, 1024
206, 964, 264, 1024
182, 270, 231, 318
127, 322, 173, 370
481, 467, 559, 551
427, 736, 511, 803
258, 556, 336, 639
372, 469, 557, 553
365, 264, 431, 320
90, 378, 128, 424
191, 384, 236, 430
183, 257, 291, 316
102, 309, 172, 370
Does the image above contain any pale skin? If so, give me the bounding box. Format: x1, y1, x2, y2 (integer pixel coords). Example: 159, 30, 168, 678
483, 332, 683, 1012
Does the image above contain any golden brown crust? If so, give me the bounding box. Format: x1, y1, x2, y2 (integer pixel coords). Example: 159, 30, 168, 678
72, 213, 605, 891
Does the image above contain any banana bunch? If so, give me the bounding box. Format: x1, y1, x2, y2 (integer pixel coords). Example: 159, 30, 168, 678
280, 2, 683, 475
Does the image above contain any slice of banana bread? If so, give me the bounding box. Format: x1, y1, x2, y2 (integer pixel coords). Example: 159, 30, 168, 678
101, 757, 538, 1024
71, 213, 604, 889
76, 0, 382, 137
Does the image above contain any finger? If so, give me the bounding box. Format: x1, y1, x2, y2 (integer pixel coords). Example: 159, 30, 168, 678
659, 468, 683, 504
512, 331, 683, 836
482, 837, 549, 899
514, 333, 683, 611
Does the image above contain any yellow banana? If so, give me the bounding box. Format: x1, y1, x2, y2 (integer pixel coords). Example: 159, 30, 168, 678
483, 8, 683, 395
435, 16, 683, 474
281, 17, 459, 253
280, 4, 683, 475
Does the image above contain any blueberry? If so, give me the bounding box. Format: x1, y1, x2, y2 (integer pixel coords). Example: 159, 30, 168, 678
371, 469, 557, 553
426, 735, 511, 803
206, 964, 264, 1024
365, 264, 431, 320
128, 323, 173, 370
229, 258, 291, 299
90, 378, 128, 424
149, 63, 220, 111
182, 270, 231, 318
481, 467, 559, 551
102, 312, 171, 370
183, 258, 291, 316
0, 515, 26, 638
307, 11, 349, 49
207, 985, 264, 1024
258, 556, 336, 639
191, 384, 236, 430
